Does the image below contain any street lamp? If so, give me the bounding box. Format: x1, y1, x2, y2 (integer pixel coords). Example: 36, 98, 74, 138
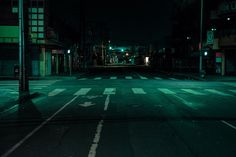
67, 49, 72, 76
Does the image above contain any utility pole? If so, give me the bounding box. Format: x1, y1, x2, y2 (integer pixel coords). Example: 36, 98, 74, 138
19, 0, 30, 103
199, 0, 204, 75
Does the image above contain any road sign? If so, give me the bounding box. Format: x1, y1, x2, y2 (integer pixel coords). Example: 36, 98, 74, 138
207, 31, 214, 44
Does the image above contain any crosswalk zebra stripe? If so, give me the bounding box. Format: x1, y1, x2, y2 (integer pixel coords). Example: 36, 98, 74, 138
103, 88, 116, 95
79, 78, 87, 80
181, 89, 206, 95
154, 77, 162, 80
132, 88, 146, 94
140, 76, 148, 80
48, 89, 66, 97
125, 76, 133, 80
158, 88, 176, 95
169, 78, 178, 80
74, 88, 91, 96
229, 90, 236, 94
110, 77, 117, 80
205, 89, 232, 96
94, 77, 102, 80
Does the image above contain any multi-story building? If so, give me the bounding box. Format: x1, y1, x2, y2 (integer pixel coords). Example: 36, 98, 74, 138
0, 0, 68, 76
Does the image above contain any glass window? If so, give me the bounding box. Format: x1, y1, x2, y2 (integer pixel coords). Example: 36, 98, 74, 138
38, 14, 44, 19
38, 8, 44, 13
31, 33, 37, 38
32, 20, 38, 25
38, 33, 44, 38
38, 21, 44, 26
12, 7, 18, 13
32, 14, 37, 19
32, 27, 37, 32
38, 27, 44, 32
32, 8, 37, 13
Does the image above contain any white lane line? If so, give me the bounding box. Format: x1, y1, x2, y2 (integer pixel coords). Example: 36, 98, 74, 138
110, 76, 117, 80
0, 105, 18, 117
88, 120, 104, 157
181, 89, 206, 96
74, 88, 91, 96
205, 89, 232, 96
125, 76, 133, 80
169, 78, 178, 81
104, 95, 110, 111
229, 90, 236, 94
48, 89, 65, 97
154, 77, 162, 80
158, 88, 176, 95
221, 120, 236, 130
140, 76, 148, 80
79, 78, 87, 80
1, 95, 79, 157
103, 88, 116, 95
94, 77, 102, 80
132, 88, 146, 94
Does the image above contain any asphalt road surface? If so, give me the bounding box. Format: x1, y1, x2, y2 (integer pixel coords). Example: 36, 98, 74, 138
0, 70, 236, 157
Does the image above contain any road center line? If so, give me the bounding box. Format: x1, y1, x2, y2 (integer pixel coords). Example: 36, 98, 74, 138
104, 95, 110, 111
1, 95, 79, 157
221, 120, 236, 130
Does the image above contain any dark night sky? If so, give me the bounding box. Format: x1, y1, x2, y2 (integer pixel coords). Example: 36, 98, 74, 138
51, 0, 174, 43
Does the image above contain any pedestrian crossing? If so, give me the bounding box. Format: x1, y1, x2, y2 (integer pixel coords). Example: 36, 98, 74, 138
78, 76, 182, 81
41, 87, 236, 97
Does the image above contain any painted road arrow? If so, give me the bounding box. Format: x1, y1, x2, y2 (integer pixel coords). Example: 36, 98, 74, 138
79, 102, 96, 107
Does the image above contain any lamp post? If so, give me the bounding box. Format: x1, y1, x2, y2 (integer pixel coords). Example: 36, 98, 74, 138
68, 49, 72, 76
199, 0, 204, 76
19, 0, 29, 103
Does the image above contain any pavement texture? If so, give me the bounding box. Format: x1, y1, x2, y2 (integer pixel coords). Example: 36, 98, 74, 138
0, 68, 236, 157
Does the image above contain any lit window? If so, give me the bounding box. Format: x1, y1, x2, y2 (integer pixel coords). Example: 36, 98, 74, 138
32, 14, 37, 19
38, 27, 44, 32
38, 14, 44, 19
31, 33, 37, 38
38, 8, 44, 13
32, 20, 37, 25
32, 8, 37, 13
38, 33, 44, 38
38, 21, 44, 26
32, 27, 37, 32
12, 7, 18, 13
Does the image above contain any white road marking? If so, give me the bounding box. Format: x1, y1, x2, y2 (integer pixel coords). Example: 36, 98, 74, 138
94, 77, 102, 80
229, 90, 236, 94
0, 105, 18, 117
32, 87, 43, 90
173, 95, 197, 110
221, 120, 236, 130
79, 78, 87, 80
132, 88, 146, 94
1, 95, 79, 157
181, 89, 206, 95
169, 78, 178, 80
88, 120, 104, 157
104, 95, 110, 111
158, 88, 176, 95
154, 77, 162, 80
48, 89, 65, 97
125, 76, 133, 80
79, 102, 95, 107
74, 88, 91, 96
205, 89, 232, 96
140, 76, 148, 80
110, 76, 117, 80
103, 88, 116, 95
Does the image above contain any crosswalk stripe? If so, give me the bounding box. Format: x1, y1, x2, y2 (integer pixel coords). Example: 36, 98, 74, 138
140, 76, 148, 80
169, 78, 178, 80
181, 89, 206, 95
74, 88, 91, 96
229, 90, 236, 94
205, 89, 232, 96
79, 78, 87, 80
94, 77, 102, 80
103, 88, 116, 95
125, 76, 133, 80
154, 77, 162, 80
110, 76, 117, 80
132, 88, 146, 94
48, 89, 66, 97
158, 88, 176, 94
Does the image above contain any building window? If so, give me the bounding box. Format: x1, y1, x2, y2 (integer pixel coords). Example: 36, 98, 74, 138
32, 20, 38, 25
32, 27, 37, 32
38, 33, 44, 38
38, 27, 44, 32
32, 14, 38, 19
32, 8, 37, 13
38, 14, 44, 19
38, 21, 44, 26
12, 7, 18, 13
38, 8, 44, 13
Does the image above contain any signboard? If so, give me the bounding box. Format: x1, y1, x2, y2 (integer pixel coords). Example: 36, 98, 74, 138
207, 31, 214, 45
